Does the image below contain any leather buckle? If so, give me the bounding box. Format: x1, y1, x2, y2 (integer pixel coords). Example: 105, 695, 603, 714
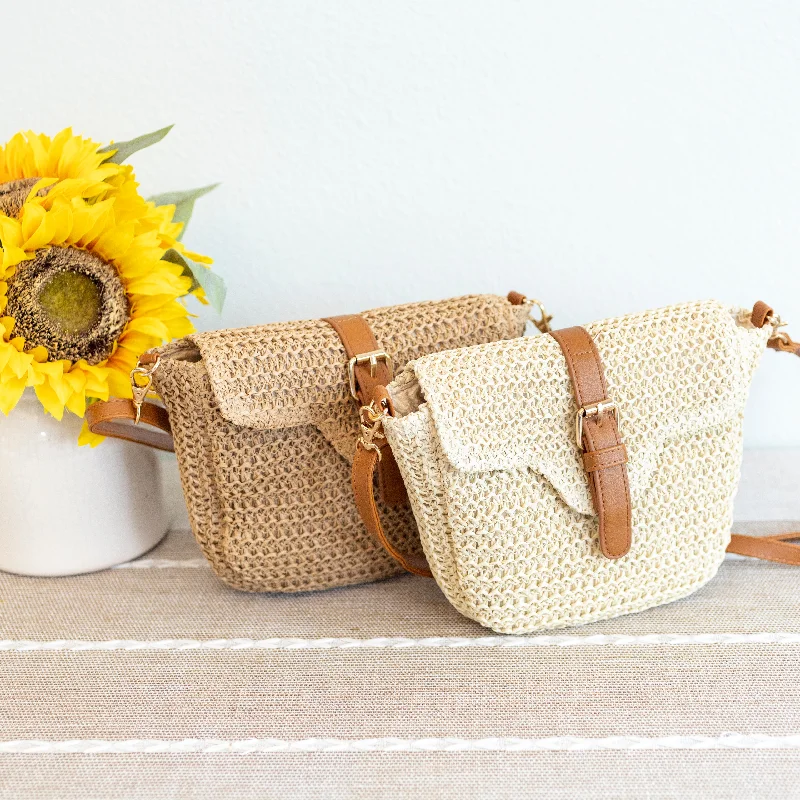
347, 350, 393, 400
575, 400, 619, 451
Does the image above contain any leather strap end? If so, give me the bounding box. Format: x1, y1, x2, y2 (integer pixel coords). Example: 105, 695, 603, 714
768, 336, 800, 357
84, 398, 175, 453
376, 445, 409, 505
351, 441, 432, 578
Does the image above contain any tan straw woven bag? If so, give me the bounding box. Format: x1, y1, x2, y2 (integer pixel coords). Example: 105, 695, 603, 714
353, 299, 800, 633
88, 292, 540, 592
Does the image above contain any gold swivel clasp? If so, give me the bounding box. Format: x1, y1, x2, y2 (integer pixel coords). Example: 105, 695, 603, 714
357, 399, 389, 460
129, 356, 161, 424
516, 296, 553, 334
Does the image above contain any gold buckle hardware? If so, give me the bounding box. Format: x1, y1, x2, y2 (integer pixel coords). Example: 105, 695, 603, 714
129, 356, 161, 425
518, 296, 553, 334
575, 400, 620, 451
347, 350, 393, 400
357, 400, 389, 460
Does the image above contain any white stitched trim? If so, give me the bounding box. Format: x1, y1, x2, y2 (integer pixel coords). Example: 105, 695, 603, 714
2, 633, 800, 652
111, 559, 209, 569
2, 734, 800, 753
108, 554, 764, 569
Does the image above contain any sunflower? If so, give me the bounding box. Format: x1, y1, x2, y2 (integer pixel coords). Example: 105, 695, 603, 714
0, 127, 223, 445
0, 127, 213, 277
0, 128, 122, 209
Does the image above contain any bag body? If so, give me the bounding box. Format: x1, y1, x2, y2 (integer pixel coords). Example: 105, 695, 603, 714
380, 300, 778, 633
149, 293, 529, 592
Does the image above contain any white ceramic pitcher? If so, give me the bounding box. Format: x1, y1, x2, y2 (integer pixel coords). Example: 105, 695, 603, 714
0, 391, 169, 576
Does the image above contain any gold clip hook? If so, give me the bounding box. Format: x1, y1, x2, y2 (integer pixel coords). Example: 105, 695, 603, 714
528, 299, 553, 334
516, 296, 553, 334
357, 400, 388, 459
129, 356, 161, 424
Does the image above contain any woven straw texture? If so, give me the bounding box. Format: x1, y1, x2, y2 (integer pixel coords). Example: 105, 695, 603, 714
2, 521, 800, 799
151, 294, 528, 592
386, 301, 774, 633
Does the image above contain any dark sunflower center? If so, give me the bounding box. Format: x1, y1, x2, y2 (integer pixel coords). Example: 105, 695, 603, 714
5, 245, 129, 364
0, 177, 49, 217
38, 271, 102, 335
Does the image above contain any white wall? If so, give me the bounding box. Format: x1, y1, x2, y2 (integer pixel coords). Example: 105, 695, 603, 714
4, 1, 800, 447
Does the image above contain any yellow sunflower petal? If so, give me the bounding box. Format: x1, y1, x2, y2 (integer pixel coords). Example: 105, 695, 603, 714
78, 419, 105, 447
34, 380, 66, 420
0, 374, 27, 415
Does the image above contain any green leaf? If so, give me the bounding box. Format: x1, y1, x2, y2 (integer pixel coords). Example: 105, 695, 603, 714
147, 183, 219, 240
162, 248, 226, 314
98, 125, 174, 164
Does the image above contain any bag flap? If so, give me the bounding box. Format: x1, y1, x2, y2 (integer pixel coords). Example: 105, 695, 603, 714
394, 301, 769, 516
170, 293, 528, 432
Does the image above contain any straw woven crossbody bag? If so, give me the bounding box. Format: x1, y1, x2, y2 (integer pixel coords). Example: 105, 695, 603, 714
353, 300, 800, 633
87, 292, 542, 592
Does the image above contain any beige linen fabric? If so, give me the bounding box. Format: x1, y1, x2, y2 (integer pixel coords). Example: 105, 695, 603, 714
386, 301, 775, 633
1, 523, 800, 799
4, 752, 800, 800
151, 294, 528, 593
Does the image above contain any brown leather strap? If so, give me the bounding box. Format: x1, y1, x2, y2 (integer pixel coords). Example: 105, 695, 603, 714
751, 299, 800, 356
727, 533, 800, 565
323, 315, 393, 403
323, 313, 407, 505
85, 398, 174, 452
351, 389, 432, 577
550, 326, 632, 559
723, 301, 800, 563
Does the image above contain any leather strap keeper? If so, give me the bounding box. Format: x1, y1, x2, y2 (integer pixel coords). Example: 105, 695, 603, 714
583, 444, 629, 473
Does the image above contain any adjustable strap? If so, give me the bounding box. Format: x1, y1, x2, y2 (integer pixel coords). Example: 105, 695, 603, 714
85, 353, 174, 451
349, 291, 534, 576
84, 398, 174, 452
550, 326, 632, 559
323, 313, 407, 505
351, 386, 432, 577
724, 300, 800, 563
353, 301, 800, 575
727, 533, 800, 566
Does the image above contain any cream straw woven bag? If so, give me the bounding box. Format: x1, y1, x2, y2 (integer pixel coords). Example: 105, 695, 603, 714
87, 292, 536, 592
353, 300, 800, 633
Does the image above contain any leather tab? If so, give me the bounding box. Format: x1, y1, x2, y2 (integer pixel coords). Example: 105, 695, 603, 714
323, 313, 407, 506
550, 326, 632, 559
751, 300, 774, 329
85, 398, 174, 452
